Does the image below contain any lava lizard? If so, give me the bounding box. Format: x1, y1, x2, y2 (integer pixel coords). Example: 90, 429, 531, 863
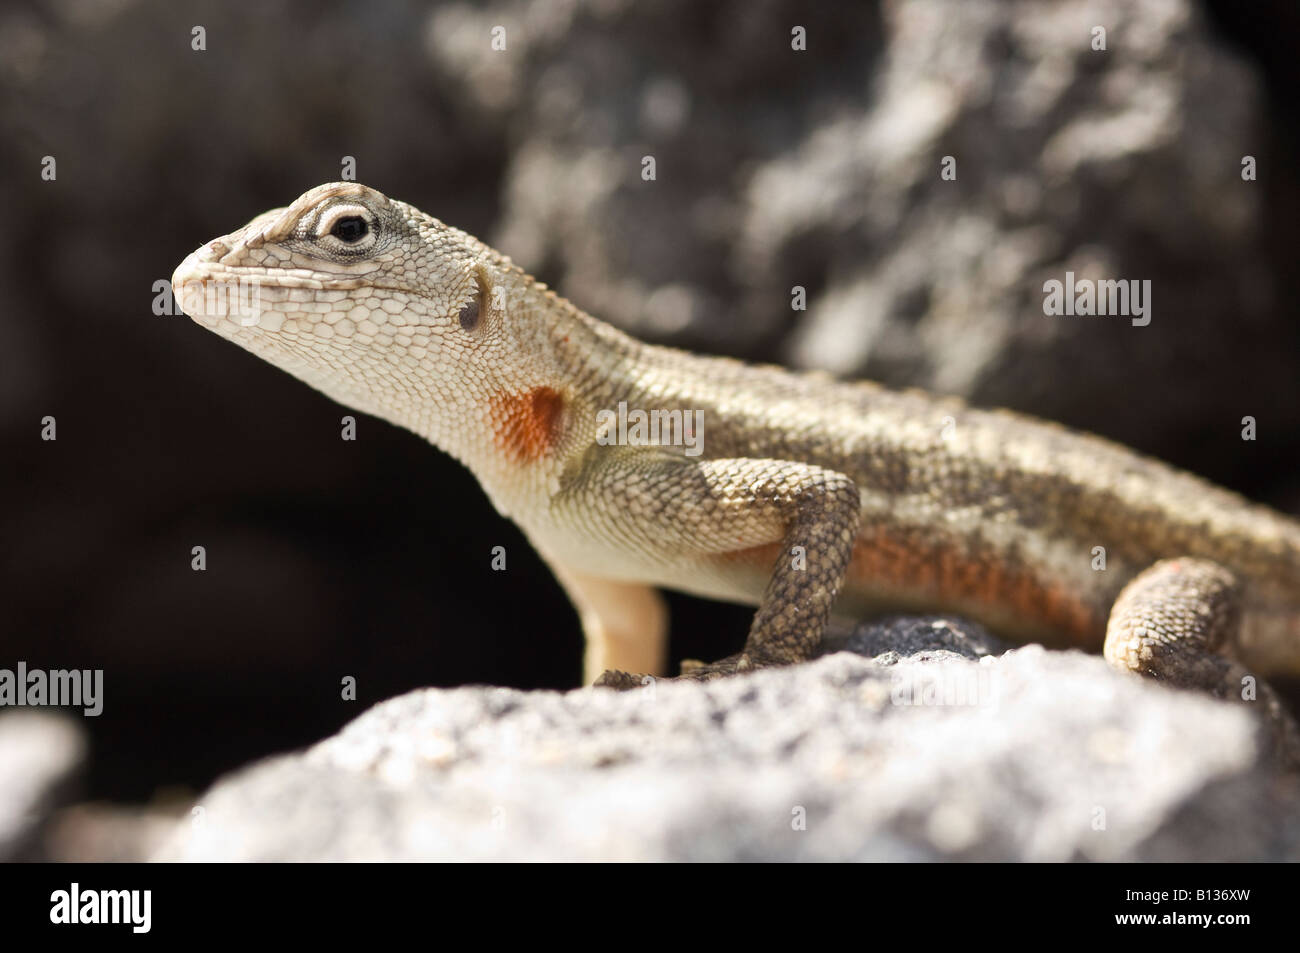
172, 182, 1300, 754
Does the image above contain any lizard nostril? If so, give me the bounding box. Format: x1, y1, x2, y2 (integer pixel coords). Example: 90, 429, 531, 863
207, 240, 231, 259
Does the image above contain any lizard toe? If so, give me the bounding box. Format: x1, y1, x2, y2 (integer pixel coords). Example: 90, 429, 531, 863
593, 669, 653, 690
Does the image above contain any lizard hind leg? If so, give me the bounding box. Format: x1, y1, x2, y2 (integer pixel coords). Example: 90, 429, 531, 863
547, 562, 669, 685
1104, 558, 1300, 766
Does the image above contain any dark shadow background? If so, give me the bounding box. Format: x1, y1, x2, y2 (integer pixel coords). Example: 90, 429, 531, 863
1, 0, 1297, 804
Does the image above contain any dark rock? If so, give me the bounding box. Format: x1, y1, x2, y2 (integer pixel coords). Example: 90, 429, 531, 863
821, 614, 1013, 662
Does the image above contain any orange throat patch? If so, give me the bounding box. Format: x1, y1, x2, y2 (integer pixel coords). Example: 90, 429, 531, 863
491, 386, 566, 464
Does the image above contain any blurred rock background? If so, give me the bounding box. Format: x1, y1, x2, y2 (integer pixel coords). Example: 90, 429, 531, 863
1, 0, 1298, 854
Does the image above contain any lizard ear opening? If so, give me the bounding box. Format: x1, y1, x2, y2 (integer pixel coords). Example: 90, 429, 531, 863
458, 296, 480, 331
458, 266, 494, 334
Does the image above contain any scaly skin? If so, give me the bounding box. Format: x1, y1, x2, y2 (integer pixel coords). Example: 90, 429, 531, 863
172, 183, 1300, 753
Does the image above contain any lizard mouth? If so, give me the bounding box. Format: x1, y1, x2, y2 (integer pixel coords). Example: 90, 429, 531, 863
172, 256, 244, 323
171, 256, 286, 331
171, 255, 379, 339
173, 252, 379, 322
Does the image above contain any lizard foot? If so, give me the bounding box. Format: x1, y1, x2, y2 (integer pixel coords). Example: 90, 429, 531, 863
677, 652, 768, 679
593, 668, 655, 690
1106, 557, 1300, 769
594, 653, 779, 690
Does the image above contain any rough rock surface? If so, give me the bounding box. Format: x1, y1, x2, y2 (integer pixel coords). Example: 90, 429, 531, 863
155, 625, 1300, 862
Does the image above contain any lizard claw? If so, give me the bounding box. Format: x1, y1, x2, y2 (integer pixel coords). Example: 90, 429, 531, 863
596, 653, 781, 689
593, 669, 654, 690
675, 652, 760, 679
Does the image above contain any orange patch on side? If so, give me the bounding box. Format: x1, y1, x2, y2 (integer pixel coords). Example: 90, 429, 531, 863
721, 542, 784, 572
491, 387, 566, 464
846, 527, 1101, 645
715, 529, 1098, 644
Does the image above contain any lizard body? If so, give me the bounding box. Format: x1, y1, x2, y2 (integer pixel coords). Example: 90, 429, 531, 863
172, 183, 1300, 746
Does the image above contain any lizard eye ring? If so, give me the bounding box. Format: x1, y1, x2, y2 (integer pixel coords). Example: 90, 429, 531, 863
316, 205, 377, 254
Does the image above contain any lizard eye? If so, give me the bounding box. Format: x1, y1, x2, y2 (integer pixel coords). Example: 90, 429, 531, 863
331, 216, 368, 243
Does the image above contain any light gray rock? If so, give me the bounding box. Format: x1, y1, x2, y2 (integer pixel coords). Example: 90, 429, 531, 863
0, 712, 86, 861
155, 626, 1300, 862
43, 803, 184, 863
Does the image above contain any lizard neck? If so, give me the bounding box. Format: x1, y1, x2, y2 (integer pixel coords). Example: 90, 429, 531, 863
420, 265, 651, 518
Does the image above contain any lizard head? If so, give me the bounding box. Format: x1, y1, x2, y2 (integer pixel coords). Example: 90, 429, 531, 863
172, 182, 536, 460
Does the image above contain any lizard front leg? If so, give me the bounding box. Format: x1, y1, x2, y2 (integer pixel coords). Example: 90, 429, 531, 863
554, 448, 860, 689
1104, 558, 1300, 766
